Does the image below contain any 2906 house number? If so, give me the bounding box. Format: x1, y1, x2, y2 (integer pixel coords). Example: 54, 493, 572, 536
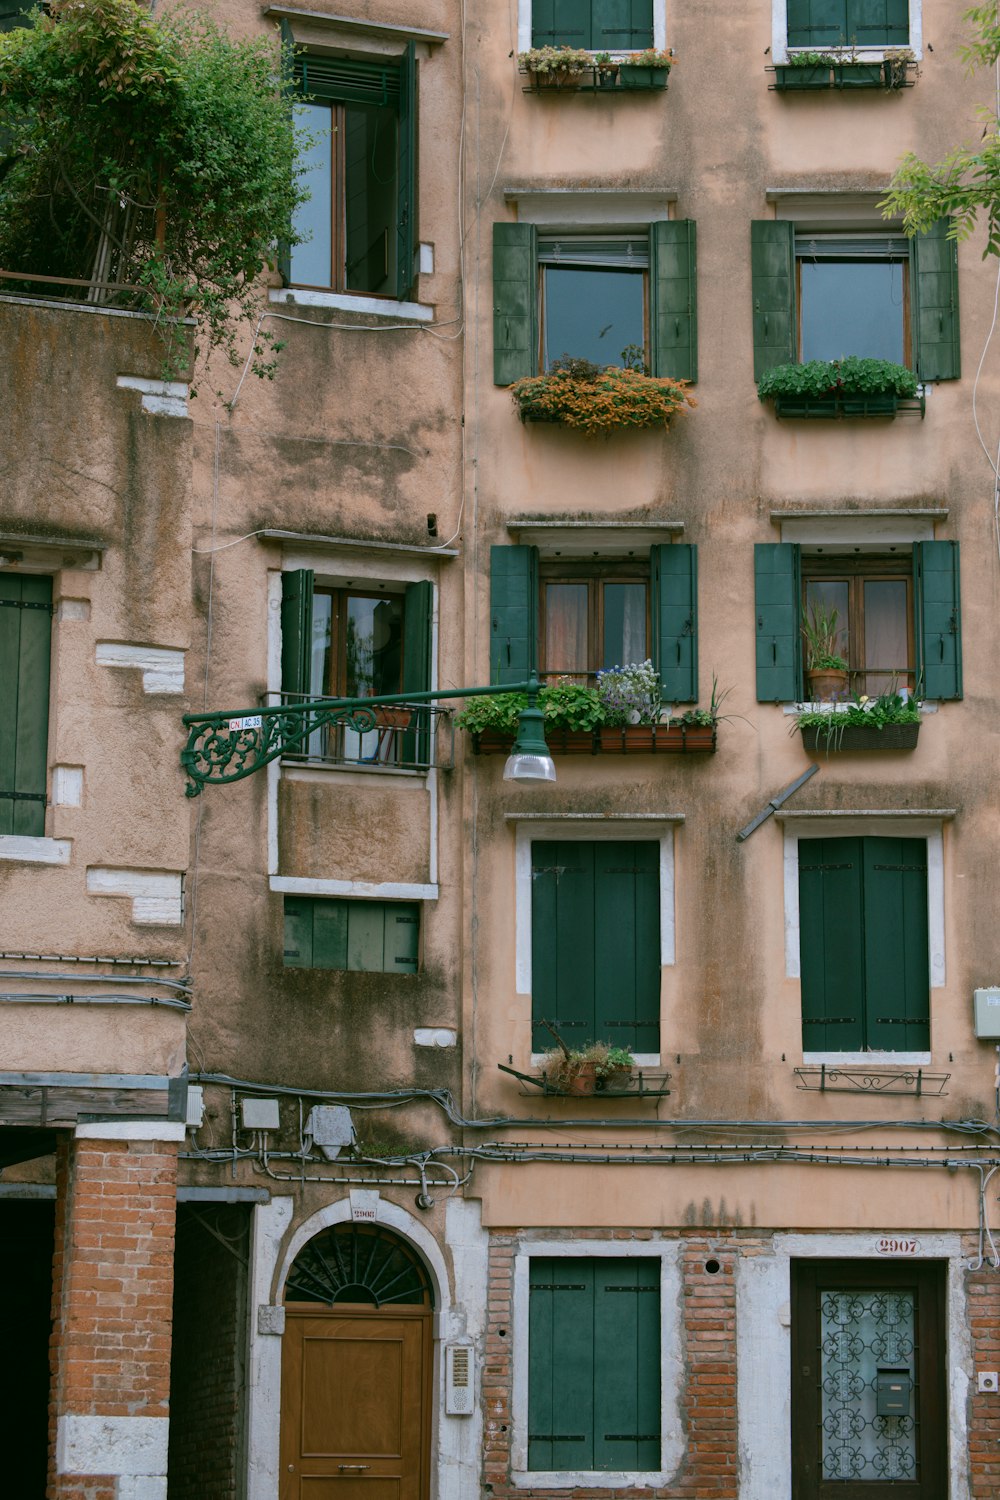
876, 1236, 920, 1255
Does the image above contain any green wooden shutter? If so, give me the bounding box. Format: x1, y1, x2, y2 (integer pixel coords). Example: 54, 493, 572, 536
493, 223, 538, 386
592, 1259, 660, 1472
798, 838, 866, 1052
490, 545, 538, 684
862, 837, 928, 1051
787, 0, 848, 46
531, 841, 596, 1051
595, 0, 654, 50
529, 1259, 596, 1470
280, 569, 314, 697
911, 219, 960, 383
386, 904, 420, 973
0, 4, 31, 32
751, 221, 796, 380
914, 540, 962, 699
396, 41, 417, 301
650, 221, 697, 384
754, 544, 802, 702
650, 543, 697, 703
530, 0, 556, 45
0, 573, 51, 837
283, 896, 314, 967
594, 842, 660, 1053
402, 579, 433, 762
849, 0, 909, 45
276, 18, 295, 283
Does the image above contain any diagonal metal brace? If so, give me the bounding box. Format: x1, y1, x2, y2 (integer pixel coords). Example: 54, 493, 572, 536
736, 763, 819, 842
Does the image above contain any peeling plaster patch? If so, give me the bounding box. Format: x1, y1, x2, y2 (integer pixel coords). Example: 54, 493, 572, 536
116, 374, 189, 418
96, 642, 185, 694
56, 1414, 168, 1477
56, 599, 90, 622
0, 836, 71, 865
118, 1479, 168, 1500
413, 1028, 457, 1048
86, 867, 184, 926
52, 767, 84, 807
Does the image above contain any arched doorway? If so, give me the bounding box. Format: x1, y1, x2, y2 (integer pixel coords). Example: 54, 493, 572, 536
279, 1222, 434, 1499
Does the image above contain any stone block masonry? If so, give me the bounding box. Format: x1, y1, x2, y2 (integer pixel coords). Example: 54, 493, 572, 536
48, 1134, 178, 1500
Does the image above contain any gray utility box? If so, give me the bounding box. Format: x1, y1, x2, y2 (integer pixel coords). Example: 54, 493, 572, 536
974, 988, 1000, 1039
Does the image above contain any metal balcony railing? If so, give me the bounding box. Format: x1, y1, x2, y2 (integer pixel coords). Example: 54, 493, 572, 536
265, 692, 454, 773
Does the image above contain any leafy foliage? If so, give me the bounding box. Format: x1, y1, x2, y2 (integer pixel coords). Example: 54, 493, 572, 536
596, 659, 661, 726
511, 359, 695, 436
0, 0, 303, 384
518, 45, 592, 74
882, 6, 1000, 251
757, 357, 918, 401
455, 680, 602, 735
801, 603, 849, 672
795, 691, 920, 748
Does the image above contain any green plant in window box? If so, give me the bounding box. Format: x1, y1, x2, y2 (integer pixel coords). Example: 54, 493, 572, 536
537, 1035, 636, 1096
618, 46, 675, 89
511, 356, 694, 436
794, 690, 921, 752
594, 51, 619, 86
518, 44, 591, 88
774, 50, 837, 88
596, 659, 661, 726
801, 604, 849, 701
881, 47, 916, 89
757, 357, 918, 418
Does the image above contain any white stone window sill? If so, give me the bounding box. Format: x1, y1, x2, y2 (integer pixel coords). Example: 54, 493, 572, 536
269, 288, 433, 323
0, 835, 70, 866
782, 701, 938, 715
530, 1053, 660, 1068
281, 759, 428, 783
803, 1051, 932, 1067
512, 1472, 668, 1490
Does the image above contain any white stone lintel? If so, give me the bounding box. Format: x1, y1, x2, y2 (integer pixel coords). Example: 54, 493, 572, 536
56, 1413, 168, 1477
95, 642, 185, 695
116, 374, 189, 418
0, 835, 71, 865
52, 766, 84, 808
269, 876, 437, 900
75, 1120, 186, 1142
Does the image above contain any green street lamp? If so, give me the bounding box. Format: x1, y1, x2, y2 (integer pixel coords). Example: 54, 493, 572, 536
180, 675, 554, 795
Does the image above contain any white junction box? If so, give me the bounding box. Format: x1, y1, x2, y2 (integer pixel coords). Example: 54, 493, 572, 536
241, 1096, 281, 1131
973, 988, 1000, 1039
304, 1105, 356, 1160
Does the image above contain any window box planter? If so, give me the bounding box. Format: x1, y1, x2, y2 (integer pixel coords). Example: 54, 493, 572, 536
472, 724, 715, 755
800, 721, 920, 753
774, 64, 832, 89
617, 63, 669, 89
758, 359, 924, 421
511, 362, 694, 436
834, 62, 885, 87
771, 391, 916, 419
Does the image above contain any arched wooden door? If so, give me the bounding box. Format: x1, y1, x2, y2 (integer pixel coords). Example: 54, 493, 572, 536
279, 1224, 434, 1500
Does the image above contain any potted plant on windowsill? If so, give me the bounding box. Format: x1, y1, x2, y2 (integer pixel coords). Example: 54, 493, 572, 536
537, 1035, 636, 1096
511, 355, 695, 436
881, 46, 917, 89
795, 690, 921, 752
618, 46, 675, 89
801, 604, 849, 702
455, 680, 603, 754
518, 45, 591, 90
757, 357, 920, 418
773, 50, 838, 89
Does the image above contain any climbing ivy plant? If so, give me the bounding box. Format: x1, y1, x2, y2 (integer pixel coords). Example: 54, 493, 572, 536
0, 0, 304, 385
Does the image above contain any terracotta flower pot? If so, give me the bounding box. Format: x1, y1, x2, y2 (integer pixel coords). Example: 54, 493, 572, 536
373, 706, 412, 730
806, 668, 848, 702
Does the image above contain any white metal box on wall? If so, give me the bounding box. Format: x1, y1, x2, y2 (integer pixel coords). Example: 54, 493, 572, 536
973, 988, 1000, 1038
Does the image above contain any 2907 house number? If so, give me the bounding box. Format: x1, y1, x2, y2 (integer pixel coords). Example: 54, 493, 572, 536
876, 1237, 920, 1255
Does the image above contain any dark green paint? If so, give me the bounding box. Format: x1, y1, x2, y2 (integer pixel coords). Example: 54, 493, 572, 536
651, 220, 698, 384
651, 543, 697, 702
754, 544, 802, 702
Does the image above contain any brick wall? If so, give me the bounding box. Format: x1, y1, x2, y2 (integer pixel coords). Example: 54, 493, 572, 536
47, 1133, 178, 1500
964, 1232, 1000, 1499
482, 1228, 742, 1500
167, 1203, 250, 1500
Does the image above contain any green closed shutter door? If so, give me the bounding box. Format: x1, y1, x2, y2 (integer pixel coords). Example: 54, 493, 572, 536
798, 838, 866, 1052
386, 905, 420, 972
280, 569, 314, 698
283, 895, 314, 967
276, 18, 295, 283
650, 543, 697, 702
286, 897, 420, 972
595, 0, 654, 51
754, 543, 802, 702
529, 1258, 659, 1473
863, 837, 929, 1051
531, 841, 659, 1052
396, 41, 417, 300
0, 573, 51, 837
490, 545, 538, 684
0, 4, 31, 32
751, 221, 796, 380
914, 541, 962, 700
787, 0, 908, 46
911, 219, 960, 383
650, 220, 698, 384
493, 223, 538, 385
402, 579, 433, 761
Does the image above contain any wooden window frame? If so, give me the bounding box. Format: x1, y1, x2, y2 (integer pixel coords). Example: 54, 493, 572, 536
313, 584, 407, 698
538, 560, 651, 680
794, 244, 912, 369
801, 554, 914, 695
537, 243, 651, 376
791, 1257, 947, 1500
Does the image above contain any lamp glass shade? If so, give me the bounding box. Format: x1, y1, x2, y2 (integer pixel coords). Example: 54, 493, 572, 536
502, 700, 556, 782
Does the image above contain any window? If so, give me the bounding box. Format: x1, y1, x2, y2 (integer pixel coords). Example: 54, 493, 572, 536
530, 840, 660, 1052
284, 895, 419, 972
791, 1258, 946, 1498
527, 1256, 660, 1472
285, 45, 416, 300
0, 573, 52, 838
751, 219, 959, 383
754, 540, 961, 703
0, 3, 32, 32
798, 836, 929, 1052
785, 0, 909, 50
529, 0, 654, 51
493, 221, 697, 385
280, 569, 433, 766
491, 543, 698, 700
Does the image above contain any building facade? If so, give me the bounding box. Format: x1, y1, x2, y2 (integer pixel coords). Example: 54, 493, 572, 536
1, 0, 999, 1497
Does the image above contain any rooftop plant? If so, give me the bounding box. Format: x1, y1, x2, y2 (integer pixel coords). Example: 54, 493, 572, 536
511, 356, 695, 435
757, 357, 919, 402
0, 0, 304, 387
